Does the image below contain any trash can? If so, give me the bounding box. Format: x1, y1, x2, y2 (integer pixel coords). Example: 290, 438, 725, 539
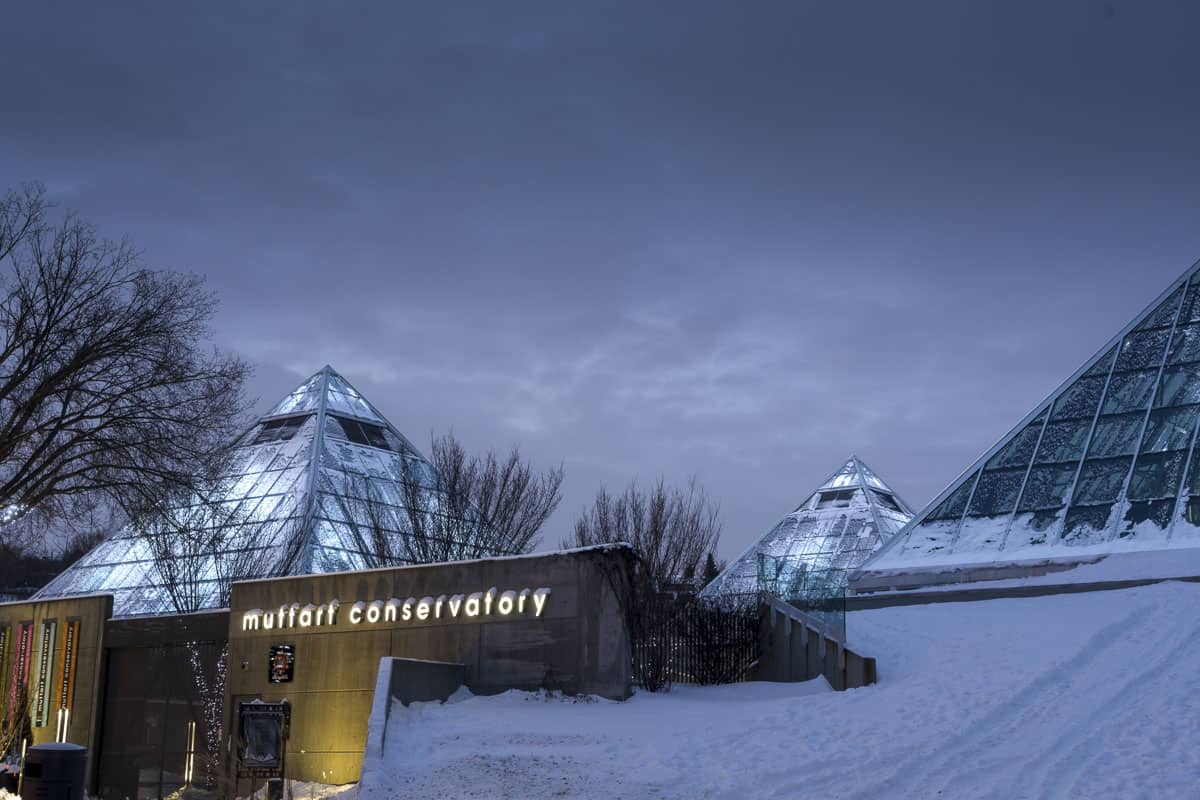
19, 743, 86, 800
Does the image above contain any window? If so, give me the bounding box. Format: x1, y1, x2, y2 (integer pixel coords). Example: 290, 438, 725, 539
330, 415, 392, 450
815, 490, 856, 509
252, 415, 308, 445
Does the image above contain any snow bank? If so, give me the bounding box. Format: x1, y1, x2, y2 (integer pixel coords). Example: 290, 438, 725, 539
359, 580, 1200, 798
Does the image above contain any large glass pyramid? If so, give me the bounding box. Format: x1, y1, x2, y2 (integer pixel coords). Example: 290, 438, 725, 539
699, 456, 913, 600
34, 366, 465, 617
859, 258, 1200, 586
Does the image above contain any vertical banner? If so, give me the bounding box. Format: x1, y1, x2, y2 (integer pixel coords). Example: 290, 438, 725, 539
32, 619, 57, 728
0, 626, 9, 691
56, 619, 80, 715
0, 625, 9, 724
8, 622, 32, 726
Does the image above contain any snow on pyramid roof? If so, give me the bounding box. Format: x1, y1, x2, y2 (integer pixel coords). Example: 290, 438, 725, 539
855, 257, 1200, 591
699, 456, 913, 599
34, 366, 452, 617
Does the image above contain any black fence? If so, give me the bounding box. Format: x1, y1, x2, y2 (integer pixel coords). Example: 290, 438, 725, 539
632, 596, 760, 690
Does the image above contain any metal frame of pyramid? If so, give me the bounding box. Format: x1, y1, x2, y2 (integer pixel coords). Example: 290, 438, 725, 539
699, 456, 913, 600
33, 366, 468, 617
857, 257, 1200, 589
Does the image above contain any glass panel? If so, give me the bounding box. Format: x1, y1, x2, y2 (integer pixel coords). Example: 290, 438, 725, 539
1155, 365, 1200, 408
1018, 464, 1077, 511
1184, 452, 1200, 498
1114, 328, 1170, 371
1134, 284, 1185, 331
1062, 504, 1116, 543
1034, 419, 1092, 464
1005, 509, 1065, 549
954, 515, 1008, 553
1087, 413, 1146, 458
1051, 376, 1106, 421
1140, 406, 1199, 453
1167, 323, 1200, 365
1177, 281, 1200, 324
1072, 456, 1133, 504
966, 468, 1025, 517
1083, 345, 1118, 377
986, 421, 1043, 470
1101, 370, 1157, 414
926, 474, 977, 520
898, 519, 961, 556
1117, 499, 1175, 538
1127, 450, 1187, 501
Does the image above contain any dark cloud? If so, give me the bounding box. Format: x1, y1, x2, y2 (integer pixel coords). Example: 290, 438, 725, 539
3, 1, 1199, 557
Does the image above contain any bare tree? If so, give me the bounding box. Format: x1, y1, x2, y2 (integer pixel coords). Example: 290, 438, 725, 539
326, 471, 409, 568
566, 478, 722, 691
0, 183, 249, 542
397, 433, 564, 563
140, 479, 305, 791
141, 481, 305, 614
567, 478, 721, 589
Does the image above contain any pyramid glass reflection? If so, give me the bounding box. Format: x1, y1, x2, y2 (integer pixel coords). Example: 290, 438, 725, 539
699, 456, 912, 601
34, 366, 475, 616
861, 259, 1200, 584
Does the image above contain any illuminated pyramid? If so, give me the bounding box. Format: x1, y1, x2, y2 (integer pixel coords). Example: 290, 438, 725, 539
857, 258, 1200, 590
34, 366, 462, 616
699, 456, 912, 600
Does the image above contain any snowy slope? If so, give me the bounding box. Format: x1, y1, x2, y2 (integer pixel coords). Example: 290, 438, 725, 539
359, 581, 1200, 799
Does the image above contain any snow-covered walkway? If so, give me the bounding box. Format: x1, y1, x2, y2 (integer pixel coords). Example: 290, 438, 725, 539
359, 581, 1200, 799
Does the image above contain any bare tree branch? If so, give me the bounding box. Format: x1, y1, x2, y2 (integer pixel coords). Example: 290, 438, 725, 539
397, 432, 564, 563
0, 182, 250, 542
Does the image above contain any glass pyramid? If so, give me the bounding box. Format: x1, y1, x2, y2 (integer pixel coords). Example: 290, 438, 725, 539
33, 366, 461, 617
699, 456, 913, 600
861, 259, 1200, 581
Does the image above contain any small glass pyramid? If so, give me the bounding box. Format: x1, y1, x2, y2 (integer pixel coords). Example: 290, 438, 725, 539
33, 366, 469, 616
863, 259, 1200, 579
699, 456, 913, 600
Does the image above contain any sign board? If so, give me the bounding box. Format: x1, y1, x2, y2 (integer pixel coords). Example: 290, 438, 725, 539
237, 700, 290, 778
268, 645, 295, 684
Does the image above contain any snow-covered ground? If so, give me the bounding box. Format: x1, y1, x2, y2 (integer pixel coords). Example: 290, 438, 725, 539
359, 581, 1200, 799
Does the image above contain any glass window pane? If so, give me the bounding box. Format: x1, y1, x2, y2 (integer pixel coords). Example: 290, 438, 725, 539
1087, 413, 1145, 458
1051, 376, 1106, 421
1140, 405, 1199, 453
1167, 324, 1200, 365
1102, 370, 1157, 414
1155, 365, 1200, 408
1017, 464, 1077, 511
1134, 284, 1185, 331
1114, 328, 1170, 372
986, 421, 1043, 469
1062, 504, 1116, 542
1118, 499, 1175, 537
1186, 453, 1200, 498
966, 468, 1025, 517
1073, 456, 1133, 504
926, 475, 976, 520
1034, 419, 1092, 464
1083, 345, 1118, 377
1128, 450, 1187, 501
1177, 281, 1200, 325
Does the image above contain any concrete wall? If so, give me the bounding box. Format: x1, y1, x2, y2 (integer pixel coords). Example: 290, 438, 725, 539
223, 545, 632, 786
755, 597, 877, 691
0, 594, 112, 786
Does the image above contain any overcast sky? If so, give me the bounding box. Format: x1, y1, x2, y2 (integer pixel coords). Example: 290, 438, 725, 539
3, 1, 1199, 560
